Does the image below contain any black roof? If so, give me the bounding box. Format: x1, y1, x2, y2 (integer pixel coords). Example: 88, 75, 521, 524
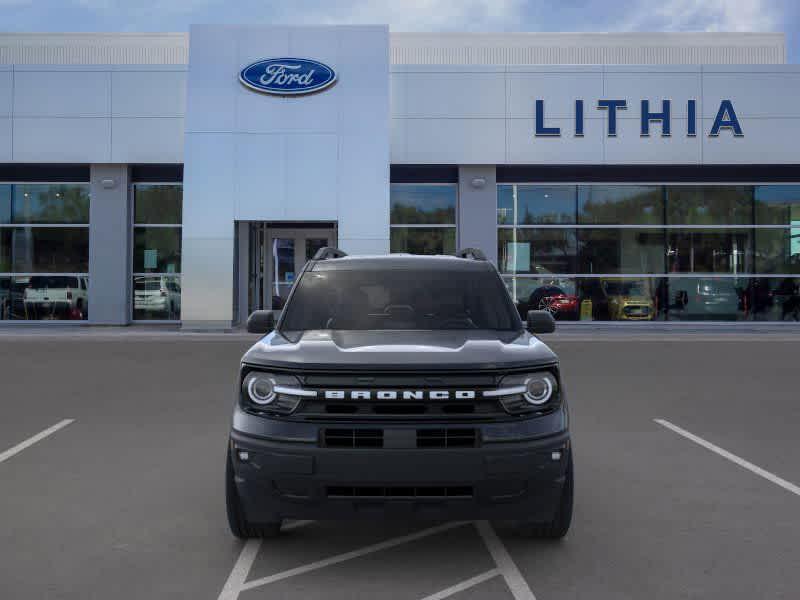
309, 254, 495, 272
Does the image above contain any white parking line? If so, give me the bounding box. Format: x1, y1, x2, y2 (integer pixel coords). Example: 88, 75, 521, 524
419, 569, 500, 600
238, 521, 469, 593
217, 520, 314, 600
655, 418, 800, 497
475, 521, 537, 600
0, 419, 75, 464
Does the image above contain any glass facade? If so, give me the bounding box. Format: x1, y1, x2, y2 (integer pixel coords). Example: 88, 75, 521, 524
499, 184, 800, 322
132, 184, 182, 320
390, 184, 457, 255
0, 184, 90, 321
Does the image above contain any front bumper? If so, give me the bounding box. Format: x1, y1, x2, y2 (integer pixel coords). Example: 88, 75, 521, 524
229, 409, 570, 522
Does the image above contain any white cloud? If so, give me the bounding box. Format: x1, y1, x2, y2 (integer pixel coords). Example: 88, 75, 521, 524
283, 0, 524, 31
622, 0, 780, 32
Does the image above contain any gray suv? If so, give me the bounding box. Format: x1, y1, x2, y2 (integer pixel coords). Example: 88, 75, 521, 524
226, 248, 573, 539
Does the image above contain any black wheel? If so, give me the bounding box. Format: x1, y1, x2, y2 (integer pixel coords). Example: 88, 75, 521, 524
226, 447, 282, 539
518, 452, 573, 539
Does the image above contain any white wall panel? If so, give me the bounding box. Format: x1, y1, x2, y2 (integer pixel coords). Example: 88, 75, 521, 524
702, 72, 800, 118
606, 118, 701, 164
182, 132, 235, 238
234, 134, 286, 221
111, 117, 183, 162
402, 72, 505, 118
0, 70, 11, 117
14, 70, 109, 117
506, 71, 603, 119
184, 26, 238, 133
337, 134, 389, 239
286, 134, 338, 221
404, 118, 504, 164
112, 70, 185, 116
604, 70, 701, 118
702, 118, 798, 164
506, 117, 604, 164
0, 118, 11, 160
338, 238, 389, 256
13, 117, 110, 162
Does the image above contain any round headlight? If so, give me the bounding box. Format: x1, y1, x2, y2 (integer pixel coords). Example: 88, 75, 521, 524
523, 374, 554, 405
245, 373, 276, 405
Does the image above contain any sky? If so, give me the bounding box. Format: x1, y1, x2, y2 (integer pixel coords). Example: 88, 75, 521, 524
0, 0, 798, 62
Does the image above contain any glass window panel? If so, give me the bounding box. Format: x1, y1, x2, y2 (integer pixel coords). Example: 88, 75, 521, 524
755, 185, 800, 225
1, 228, 89, 273
133, 275, 181, 320
666, 229, 753, 274
503, 276, 579, 321
273, 238, 295, 285
745, 277, 800, 321
578, 185, 663, 225
755, 228, 800, 274
666, 277, 747, 321
133, 227, 181, 273
134, 185, 183, 225
7, 184, 89, 224
390, 227, 456, 255
497, 228, 577, 275
577, 277, 666, 321
0, 185, 10, 223
497, 185, 514, 225
515, 185, 576, 225
666, 186, 753, 225
0, 275, 89, 321
390, 184, 456, 225
578, 229, 665, 274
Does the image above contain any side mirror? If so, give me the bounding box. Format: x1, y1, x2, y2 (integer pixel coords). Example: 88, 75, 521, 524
246, 310, 281, 334
527, 310, 556, 334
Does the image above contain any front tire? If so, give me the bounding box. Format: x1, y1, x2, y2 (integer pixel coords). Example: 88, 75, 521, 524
226, 447, 282, 538
518, 452, 574, 539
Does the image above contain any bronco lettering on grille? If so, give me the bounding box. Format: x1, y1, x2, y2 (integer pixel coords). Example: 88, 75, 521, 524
323, 390, 477, 400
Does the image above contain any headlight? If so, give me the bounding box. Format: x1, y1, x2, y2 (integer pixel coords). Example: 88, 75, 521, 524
523, 373, 555, 405
240, 370, 310, 415
491, 371, 559, 414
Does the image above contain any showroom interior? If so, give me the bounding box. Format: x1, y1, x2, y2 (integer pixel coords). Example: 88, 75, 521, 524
0, 28, 798, 326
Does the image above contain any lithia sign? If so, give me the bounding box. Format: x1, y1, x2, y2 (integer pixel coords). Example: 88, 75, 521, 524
535, 99, 743, 138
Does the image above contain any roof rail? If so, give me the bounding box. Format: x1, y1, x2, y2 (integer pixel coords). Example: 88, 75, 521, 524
455, 247, 487, 261
312, 247, 348, 260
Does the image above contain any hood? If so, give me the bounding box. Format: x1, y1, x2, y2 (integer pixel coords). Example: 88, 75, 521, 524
242, 329, 557, 371
617, 295, 653, 305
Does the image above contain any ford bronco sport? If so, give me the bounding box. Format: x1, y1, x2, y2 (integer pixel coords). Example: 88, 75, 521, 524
226, 248, 573, 539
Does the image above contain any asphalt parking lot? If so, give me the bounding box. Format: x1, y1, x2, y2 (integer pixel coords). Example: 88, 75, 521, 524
1, 329, 799, 599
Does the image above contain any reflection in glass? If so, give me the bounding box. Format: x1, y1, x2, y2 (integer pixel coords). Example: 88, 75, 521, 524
497, 229, 577, 274
0, 275, 90, 320
3, 184, 90, 224
667, 277, 746, 321
755, 228, 800, 274
1, 228, 89, 273
748, 277, 800, 321
497, 185, 576, 225
134, 185, 183, 225
666, 229, 752, 274
133, 275, 181, 320
504, 277, 579, 321
390, 227, 456, 255
390, 184, 456, 225
666, 186, 752, 225
755, 185, 800, 225
578, 229, 665, 274
578, 277, 664, 321
578, 185, 662, 225
133, 227, 181, 273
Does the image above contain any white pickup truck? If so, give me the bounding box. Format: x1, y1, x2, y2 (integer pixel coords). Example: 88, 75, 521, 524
23, 275, 88, 320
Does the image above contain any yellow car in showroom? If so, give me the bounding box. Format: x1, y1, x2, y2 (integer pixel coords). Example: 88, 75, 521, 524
600, 279, 655, 321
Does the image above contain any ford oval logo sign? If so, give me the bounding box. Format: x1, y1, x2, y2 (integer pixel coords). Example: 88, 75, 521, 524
239, 58, 337, 96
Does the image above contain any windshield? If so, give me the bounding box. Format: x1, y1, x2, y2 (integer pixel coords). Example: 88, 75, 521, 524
605, 281, 646, 296
281, 268, 521, 332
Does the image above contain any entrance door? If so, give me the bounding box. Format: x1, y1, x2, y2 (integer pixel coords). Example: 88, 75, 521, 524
248, 224, 336, 313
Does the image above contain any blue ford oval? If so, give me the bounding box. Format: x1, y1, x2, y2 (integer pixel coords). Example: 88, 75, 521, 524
239, 58, 337, 96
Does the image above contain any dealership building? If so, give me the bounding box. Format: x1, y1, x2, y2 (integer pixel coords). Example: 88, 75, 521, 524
0, 27, 799, 327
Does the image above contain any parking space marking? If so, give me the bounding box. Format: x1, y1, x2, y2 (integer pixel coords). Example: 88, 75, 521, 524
655, 418, 800, 497
237, 521, 469, 593
217, 520, 314, 600
0, 419, 74, 465
419, 569, 500, 600
475, 521, 537, 600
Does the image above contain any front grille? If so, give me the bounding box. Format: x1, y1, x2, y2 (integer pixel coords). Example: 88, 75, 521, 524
301, 399, 496, 420
326, 485, 473, 499
417, 428, 478, 448
323, 428, 383, 448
